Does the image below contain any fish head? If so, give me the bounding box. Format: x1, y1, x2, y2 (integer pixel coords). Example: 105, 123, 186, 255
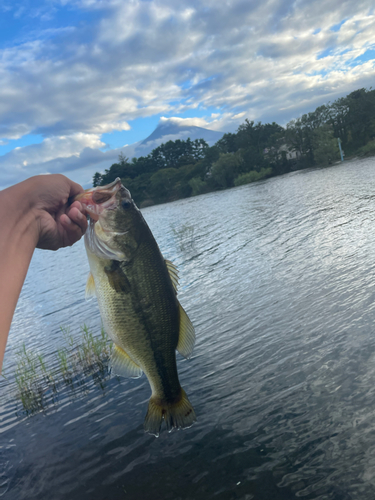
74, 178, 142, 261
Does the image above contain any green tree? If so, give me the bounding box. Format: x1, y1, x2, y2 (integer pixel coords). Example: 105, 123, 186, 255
345, 88, 375, 148
93, 154, 131, 186
210, 152, 243, 188
149, 168, 179, 201
325, 97, 349, 141
311, 125, 340, 166
234, 167, 272, 186
188, 177, 207, 196
124, 173, 153, 206
93, 172, 103, 187
216, 132, 237, 153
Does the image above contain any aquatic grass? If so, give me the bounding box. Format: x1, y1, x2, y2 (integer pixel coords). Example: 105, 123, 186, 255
76, 324, 112, 373
57, 347, 71, 383
14, 345, 48, 414
171, 224, 196, 252
38, 353, 56, 390
13, 325, 113, 415
60, 325, 75, 348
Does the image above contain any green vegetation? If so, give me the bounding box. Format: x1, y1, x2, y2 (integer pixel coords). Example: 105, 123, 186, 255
171, 224, 196, 252
358, 139, 375, 157
234, 167, 273, 186
93, 87, 375, 206
13, 325, 112, 414
15, 344, 57, 413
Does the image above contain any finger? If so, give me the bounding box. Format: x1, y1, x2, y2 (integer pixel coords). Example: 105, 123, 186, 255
60, 214, 85, 246
65, 177, 85, 199
69, 200, 83, 210
67, 206, 88, 234
69, 200, 88, 216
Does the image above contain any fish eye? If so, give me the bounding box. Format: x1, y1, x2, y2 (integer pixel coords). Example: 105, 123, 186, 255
122, 199, 132, 210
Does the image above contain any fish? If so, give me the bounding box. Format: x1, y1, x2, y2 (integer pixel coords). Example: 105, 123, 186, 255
74, 178, 196, 436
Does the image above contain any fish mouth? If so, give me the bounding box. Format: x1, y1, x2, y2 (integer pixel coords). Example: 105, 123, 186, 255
74, 178, 122, 221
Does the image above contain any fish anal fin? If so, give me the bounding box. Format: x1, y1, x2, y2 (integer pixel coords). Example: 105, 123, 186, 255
110, 344, 143, 379
176, 303, 195, 359
165, 259, 179, 293
85, 272, 96, 300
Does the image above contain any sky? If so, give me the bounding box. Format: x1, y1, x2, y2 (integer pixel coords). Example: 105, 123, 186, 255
0, 0, 374, 188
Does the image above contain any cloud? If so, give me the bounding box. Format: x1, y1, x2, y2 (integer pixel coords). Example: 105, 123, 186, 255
0, 133, 108, 187
3, 133, 104, 164
232, 112, 246, 120
0, 0, 375, 186
0, 1, 373, 135
159, 116, 214, 128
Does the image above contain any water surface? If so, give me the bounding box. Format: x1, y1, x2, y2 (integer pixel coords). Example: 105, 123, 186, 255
2, 158, 375, 499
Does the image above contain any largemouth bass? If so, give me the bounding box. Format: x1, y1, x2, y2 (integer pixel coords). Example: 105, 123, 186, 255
75, 178, 196, 436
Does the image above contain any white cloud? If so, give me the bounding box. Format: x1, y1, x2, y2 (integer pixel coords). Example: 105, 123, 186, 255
17, 133, 104, 163
232, 112, 246, 120
0, 133, 106, 186
159, 116, 211, 128
91, 121, 131, 134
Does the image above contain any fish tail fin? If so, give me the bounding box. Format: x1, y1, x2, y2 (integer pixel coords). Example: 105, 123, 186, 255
144, 388, 196, 437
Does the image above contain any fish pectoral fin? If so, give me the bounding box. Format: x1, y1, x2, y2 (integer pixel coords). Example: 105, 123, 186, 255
110, 345, 143, 379
85, 272, 96, 300
165, 259, 179, 293
104, 262, 131, 294
176, 303, 195, 359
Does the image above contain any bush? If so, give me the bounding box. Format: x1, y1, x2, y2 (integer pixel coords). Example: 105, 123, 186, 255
234, 167, 272, 186
358, 139, 375, 157
210, 152, 243, 188
188, 176, 207, 196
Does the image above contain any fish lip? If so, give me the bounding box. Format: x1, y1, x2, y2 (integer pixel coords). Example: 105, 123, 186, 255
74, 178, 122, 221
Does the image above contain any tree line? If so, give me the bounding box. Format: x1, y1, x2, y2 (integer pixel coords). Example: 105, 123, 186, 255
93, 87, 375, 207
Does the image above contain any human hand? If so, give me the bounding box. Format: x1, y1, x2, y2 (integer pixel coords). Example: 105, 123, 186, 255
22, 174, 88, 250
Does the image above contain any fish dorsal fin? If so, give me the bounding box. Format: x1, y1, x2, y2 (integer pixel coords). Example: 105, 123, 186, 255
85, 272, 96, 300
110, 345, 143, 379
165, 259, 179, 292
176, 303, 195, 359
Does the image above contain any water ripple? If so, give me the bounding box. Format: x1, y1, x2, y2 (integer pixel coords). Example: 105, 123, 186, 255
3, 158, 375, 498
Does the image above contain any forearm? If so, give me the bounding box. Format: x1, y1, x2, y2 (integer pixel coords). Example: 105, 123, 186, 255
0, 182, 39, 373
0, 174, 87, 374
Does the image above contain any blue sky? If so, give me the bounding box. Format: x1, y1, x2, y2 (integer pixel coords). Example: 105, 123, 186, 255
0, 0, 375, 188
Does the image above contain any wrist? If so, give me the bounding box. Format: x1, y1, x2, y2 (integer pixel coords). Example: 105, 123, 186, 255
0, 179, 40, 251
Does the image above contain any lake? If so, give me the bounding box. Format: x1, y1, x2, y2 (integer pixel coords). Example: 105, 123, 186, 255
2, 157, 375, 499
